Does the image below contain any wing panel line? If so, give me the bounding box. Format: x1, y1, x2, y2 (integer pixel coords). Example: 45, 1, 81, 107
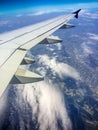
0, 14, 73, 46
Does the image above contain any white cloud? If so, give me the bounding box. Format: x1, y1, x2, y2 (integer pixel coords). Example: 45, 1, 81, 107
26, 5, 73, 16
16, 14, 23, 17
21, 80, 72, 130
81, 10, 98, 19
36, 67, 47, 76
86, 13, 98, 19
55, 43, 62, 50
0, 20, 9, 26
78, 8, 98, 19
46, 44, 55, 51
87, 33, 98, 41
28, 10, 54, 16
81, 42, 93, 56
37, 54, 81, 80
0, 81, 72, 130
27, 8, 63, 16
47, 47, 54, 51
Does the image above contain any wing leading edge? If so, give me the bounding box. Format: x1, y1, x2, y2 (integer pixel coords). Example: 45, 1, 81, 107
0, 9, 81, 98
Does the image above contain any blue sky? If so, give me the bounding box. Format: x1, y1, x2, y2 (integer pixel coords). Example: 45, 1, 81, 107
0, 0, 96, 4
0, 0, 98, 14
0, 0, 97, 8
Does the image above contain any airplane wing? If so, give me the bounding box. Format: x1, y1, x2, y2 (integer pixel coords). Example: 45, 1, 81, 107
0, 9, 81, 97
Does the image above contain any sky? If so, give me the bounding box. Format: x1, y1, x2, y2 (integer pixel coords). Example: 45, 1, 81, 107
0, 0, 96, 9
0, 0, 97, 14
0, 0, 95, 4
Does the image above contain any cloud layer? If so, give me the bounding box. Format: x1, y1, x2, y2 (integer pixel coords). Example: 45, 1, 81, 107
22, 81, 72, 130
37, 54, 81, 80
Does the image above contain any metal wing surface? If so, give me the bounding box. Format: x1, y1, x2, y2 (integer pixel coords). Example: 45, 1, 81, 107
0, 9, 81, 97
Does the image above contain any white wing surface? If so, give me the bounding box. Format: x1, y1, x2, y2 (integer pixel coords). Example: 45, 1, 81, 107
0, 9, 81, 97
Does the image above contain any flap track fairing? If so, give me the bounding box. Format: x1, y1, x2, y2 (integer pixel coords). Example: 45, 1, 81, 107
10, 68, 44, 84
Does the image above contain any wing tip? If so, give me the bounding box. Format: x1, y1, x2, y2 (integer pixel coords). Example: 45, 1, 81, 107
73, 9, 81, 18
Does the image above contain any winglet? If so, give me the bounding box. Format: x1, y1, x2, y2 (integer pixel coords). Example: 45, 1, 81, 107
73, 9, 81, 18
